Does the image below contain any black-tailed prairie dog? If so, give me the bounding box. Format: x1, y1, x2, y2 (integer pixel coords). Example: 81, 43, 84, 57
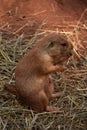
5, 33, 73, 112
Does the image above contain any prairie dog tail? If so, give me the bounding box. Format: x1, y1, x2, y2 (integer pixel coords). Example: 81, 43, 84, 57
4, 83, 17, 95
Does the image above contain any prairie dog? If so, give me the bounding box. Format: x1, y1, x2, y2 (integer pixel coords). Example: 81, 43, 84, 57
5, 33, 73, 112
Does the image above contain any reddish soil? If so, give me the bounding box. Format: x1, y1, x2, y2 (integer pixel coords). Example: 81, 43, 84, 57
0, 0, 87, 55
0, 0, 87, 34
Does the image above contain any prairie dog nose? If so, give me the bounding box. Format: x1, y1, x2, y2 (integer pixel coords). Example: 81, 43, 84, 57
68, 51, 72, 57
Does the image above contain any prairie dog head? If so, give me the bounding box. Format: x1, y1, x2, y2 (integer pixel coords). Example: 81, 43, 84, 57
38, 33, 73, 65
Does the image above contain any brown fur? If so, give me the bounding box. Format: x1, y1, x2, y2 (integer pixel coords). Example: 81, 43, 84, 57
5, 33, 73, 112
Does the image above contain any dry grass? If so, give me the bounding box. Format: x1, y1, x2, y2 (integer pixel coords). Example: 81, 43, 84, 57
0, 10, 87, 130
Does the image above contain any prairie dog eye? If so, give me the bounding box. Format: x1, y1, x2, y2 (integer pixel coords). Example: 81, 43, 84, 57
61, 43, 67, 46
